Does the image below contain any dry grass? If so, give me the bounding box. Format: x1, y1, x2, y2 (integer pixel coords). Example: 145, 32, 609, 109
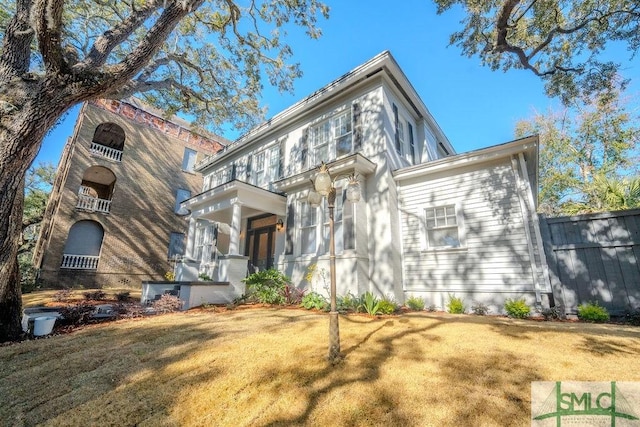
21, 288, 141, 307
1, 308, 639, 426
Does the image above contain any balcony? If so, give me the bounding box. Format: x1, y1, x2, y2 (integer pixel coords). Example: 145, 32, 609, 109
90, 142, 123, 162
61, 254, 100, 270
77, 186, 112, 213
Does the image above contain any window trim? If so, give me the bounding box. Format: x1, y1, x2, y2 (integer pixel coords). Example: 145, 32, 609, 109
182, 148, 197, 173
420, 202, 466, 251
309, 108, 353, 165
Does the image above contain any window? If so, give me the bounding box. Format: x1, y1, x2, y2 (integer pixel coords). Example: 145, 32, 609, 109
168, 232, 185, 258
300, 187, 355, 255
408, 123, 416, 164
269, 145, 280, 181
175, 189, 191, 214
182, 148, 197, 172
300, 201, 317, 255
194, 223, 216, 262
310, 111, 353, 164
425, 205, 461, 248
254, 151, 266, 187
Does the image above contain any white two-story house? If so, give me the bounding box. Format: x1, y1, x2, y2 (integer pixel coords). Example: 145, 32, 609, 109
174, 51, 551, 312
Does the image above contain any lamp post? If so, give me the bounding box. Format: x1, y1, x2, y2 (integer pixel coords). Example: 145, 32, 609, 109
308, 162, 361, 362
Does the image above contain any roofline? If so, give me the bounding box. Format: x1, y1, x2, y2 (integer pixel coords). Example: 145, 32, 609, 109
393, 135, 539, 182
196, 51, 452, 170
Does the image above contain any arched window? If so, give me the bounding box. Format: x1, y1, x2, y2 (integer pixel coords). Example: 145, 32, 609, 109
77, 166, 116, 213
90, 123, 125, 161
61, 220, 104, 269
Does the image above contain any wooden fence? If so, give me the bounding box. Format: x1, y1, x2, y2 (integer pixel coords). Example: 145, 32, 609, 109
539, 209, 640, 315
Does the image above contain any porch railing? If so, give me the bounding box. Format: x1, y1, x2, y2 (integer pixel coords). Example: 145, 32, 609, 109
76, 193, 112, 213
61, 254, 100, 270
90, 142, 123, 162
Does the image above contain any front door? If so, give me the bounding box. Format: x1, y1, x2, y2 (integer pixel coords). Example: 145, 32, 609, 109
245, 215, 277, 271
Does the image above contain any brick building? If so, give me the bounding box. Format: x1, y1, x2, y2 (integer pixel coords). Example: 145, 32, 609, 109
33, 99, 226, 289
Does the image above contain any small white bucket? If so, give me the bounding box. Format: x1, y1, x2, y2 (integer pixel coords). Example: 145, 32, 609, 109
33, 316, 57, 336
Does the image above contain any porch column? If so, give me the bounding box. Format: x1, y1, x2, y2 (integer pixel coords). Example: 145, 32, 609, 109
186, 217, 198, 259
229, 200, 243, 255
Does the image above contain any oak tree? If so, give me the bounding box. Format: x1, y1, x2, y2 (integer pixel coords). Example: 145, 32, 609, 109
434, 0, 640, 103
0, 0, 328, 341
515, 88, 640, 215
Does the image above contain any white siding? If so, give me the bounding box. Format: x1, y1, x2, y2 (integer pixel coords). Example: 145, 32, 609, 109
398, 158, 542, 310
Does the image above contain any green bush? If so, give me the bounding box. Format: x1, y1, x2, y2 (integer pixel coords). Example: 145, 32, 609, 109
362, 292, 381, 316
577, 302, 610, 323
504, 298, 531, 319
446, 294, 465, 314
378, 298, 398, 315
406, 296, 425, 311
337, 293, 360, 312
301, 292, 328, 310
242, 269, 290, 305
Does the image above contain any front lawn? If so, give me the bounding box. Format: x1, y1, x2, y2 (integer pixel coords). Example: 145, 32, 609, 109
1, 308, 639, 426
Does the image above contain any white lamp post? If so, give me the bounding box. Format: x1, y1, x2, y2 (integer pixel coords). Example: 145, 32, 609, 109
308, 162, 361, 362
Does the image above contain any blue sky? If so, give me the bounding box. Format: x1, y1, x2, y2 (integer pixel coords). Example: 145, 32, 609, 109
35, 0, 639, 166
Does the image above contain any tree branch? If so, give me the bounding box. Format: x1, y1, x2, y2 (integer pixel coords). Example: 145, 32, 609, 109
32, 0, 66, 73
75, 1, 161, 70
105, 0, 205, 88
0, 0, 35, 79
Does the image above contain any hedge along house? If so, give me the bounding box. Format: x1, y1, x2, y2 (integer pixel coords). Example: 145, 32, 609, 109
177, 51, 552, 311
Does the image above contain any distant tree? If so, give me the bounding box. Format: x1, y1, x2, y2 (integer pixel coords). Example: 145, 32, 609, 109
0, 0, 328, 342
515, 88, 640, 215
433, 0, 640, 103
19, 162, 55, 292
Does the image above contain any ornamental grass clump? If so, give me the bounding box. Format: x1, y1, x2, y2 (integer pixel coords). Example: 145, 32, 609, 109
504, 298, 530, 319
406, 296, 425, 311
577, 302, 610, 323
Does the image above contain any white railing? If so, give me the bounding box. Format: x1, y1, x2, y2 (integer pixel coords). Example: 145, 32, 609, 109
76, 194, 112, 213
61, 254, 100, 270
90, 142, 123, 162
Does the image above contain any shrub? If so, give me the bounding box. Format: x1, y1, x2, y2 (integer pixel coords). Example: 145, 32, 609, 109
406, 296, 425, 311
427, 304, 438, 312
152, 294, 183, 313
114, 303, 145, 318
83, 290, 106, 301
538, 305, 563, 321
115, 291, 131, 302
378, 298, 398, 315
198, 273, 212, 281
301, 292, 328, 310
59, 302, 95, 326
362, 292, 381, 316
337, 293, 360, 313
471, 302, 490, 316
53, 288, 72, 302
282, 284, 305, 305
164, 271, 175, 281
242, 269, 290, 305
504, 298, 531, 319
577, 302, 610, 323
625, 309, 640, 326
446, 294, 465, 314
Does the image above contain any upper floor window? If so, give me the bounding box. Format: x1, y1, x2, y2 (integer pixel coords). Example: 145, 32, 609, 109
205, 165, 233, 190
310, 111, 352, 165
182, 148, 197, 173
91, 123, 125, 162
425, 205, 463, 249
254, 151, 266, 188
408, 123, 417, 164
175, 189, 191, 214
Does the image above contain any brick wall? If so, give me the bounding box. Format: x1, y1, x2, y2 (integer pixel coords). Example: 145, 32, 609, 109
37, 101, 224, 289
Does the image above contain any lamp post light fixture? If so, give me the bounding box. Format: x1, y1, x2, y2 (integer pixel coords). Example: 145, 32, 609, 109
308, 162, 361, 362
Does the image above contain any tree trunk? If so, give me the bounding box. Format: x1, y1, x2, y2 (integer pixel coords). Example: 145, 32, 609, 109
0, 86, 71, 342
